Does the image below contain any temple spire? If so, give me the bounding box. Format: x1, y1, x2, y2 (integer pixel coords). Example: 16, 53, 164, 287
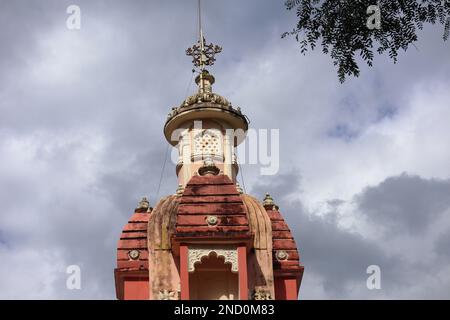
186, 0, 222, 92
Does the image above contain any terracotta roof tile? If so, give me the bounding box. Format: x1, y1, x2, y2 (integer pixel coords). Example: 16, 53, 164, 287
116, 210, 151, 271
174, 174, 251, 240
266, 206, 303, 273
180, 195, 243, 203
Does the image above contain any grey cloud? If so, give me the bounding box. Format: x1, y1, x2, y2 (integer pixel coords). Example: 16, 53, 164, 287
250, 172, 403, 298
251, 171, 450, 298
357, 173, 450, 234
435, 230, 450, 259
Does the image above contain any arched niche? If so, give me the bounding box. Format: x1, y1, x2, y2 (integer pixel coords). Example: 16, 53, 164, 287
188, 251, 238, 300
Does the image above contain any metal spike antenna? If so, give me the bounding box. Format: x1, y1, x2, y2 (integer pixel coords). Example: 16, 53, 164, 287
198, 0, 205, 70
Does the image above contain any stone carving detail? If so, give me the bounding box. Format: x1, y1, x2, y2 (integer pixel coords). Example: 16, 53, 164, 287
158, 289, 178, 300
253, 289, 272, 300
206, 215, 219, 226
182, 92, 232, 108
193, 129, 223, 159
198, 157, 220, 176
165, 92, 244, 124
188, 246, 238, 273
128, 250, 140, 260
276, 250, 289, 261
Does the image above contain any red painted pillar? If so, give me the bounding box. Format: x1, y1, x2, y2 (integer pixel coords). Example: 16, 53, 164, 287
237, 246, 248, 300
123, 279, 149, 300
284, 278, 298, 300
180, 244, 190, 300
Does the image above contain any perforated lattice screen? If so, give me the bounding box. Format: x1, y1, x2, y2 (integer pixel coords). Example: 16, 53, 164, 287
193, 129, 222, 156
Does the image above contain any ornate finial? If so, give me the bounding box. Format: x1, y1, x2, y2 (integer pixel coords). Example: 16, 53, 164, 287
186, 0, 222, 71
186, 40, 221, 94
263, 193, 278, 210
186, 40, 222, 70
136, 197, 151, 212
194, 69, 215, 93
263, 193, 274, 206
198, 157, 220, 176
185, 0, 222, 93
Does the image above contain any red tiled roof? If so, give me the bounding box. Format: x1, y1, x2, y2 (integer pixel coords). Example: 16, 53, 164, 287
116, 209, 150, 271
116, 174, 302, 279
265, 205, 303, 274
174, 174, 251, 241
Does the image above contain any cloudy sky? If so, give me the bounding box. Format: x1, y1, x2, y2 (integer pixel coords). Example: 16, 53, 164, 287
0, 0, 449, 299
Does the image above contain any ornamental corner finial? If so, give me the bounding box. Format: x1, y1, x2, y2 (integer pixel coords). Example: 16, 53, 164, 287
263, 193, 278, 210
136, 197, 151, 212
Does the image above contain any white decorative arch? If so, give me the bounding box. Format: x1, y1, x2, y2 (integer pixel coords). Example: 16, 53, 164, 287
188, 246, 238, 273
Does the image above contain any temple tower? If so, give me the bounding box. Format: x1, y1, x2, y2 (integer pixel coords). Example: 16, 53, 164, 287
164, 68, 248, 187
114, 2, 303, 300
